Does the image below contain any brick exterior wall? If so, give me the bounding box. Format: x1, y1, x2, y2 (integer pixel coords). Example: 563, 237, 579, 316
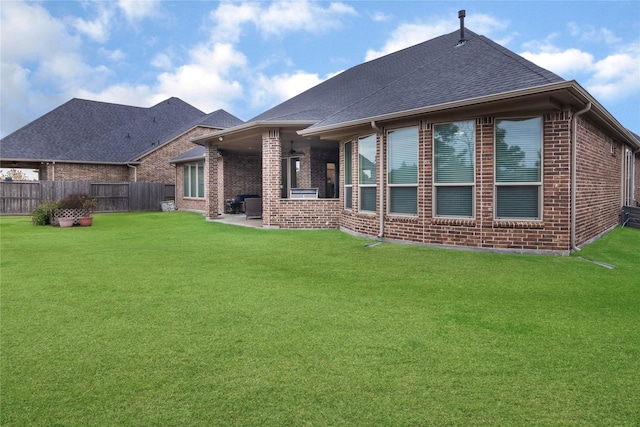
136, 127, 215, 183
201, 110, 634, 253
262, 129, 281, 228
339, 112, 578, 254
574, 116, 624, 245
40, 127, 215, 185
44, 162, 129, 181
206, 144, 219, 219
222, 153, 262, 200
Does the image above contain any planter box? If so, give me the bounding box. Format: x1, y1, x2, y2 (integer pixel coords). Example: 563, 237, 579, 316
53, 208, 90, 226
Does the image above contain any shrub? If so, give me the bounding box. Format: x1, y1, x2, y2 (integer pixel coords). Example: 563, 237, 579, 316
59, 193, 91, 209
31, 201, 61, 226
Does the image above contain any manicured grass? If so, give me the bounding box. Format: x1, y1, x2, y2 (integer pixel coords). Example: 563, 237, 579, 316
1, 212, 639, 425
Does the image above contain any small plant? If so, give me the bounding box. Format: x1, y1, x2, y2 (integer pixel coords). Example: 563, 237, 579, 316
31, 201, 61, 225
81, 197, 98, 214
59, 193, 89, 209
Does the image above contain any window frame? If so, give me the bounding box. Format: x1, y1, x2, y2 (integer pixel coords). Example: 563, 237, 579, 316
432, 120, 476, 219
358, 134, 377, 214
344, 141, 353, 210
183, 161, 205, 199
386, 125, 419, 216
493, 116, 543, 221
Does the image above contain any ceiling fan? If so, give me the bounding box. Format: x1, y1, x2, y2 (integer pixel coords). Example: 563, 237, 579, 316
287, 141, 305, 156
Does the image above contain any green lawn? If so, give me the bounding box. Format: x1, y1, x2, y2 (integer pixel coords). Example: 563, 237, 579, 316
1, 212, 639, 426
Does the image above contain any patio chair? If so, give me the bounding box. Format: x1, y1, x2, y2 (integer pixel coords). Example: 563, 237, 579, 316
244, 197, 262, 219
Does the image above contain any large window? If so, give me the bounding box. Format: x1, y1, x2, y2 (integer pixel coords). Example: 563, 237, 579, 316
387, 126, 418, 215
358, 134, 377, 212
183, 161, 205, 198
344, 142, 353, 209
495, 117, 542, 219
433, 120, 475, 217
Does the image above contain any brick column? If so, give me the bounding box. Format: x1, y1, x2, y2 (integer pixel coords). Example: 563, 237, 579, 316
206, 142, 219, 220
262, 129, 281, 228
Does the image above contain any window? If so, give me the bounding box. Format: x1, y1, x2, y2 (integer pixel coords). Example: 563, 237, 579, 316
624, 148, 635, 206
495, 117, 542, 219
434, 121, 475, 217
344, 142, 353, 209
281, 157, 301, 198
358, 134, 377, 212
387, 126, 418, 215
183, 161, 205, 198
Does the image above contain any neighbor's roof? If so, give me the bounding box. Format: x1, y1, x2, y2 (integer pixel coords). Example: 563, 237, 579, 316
250, 29, 564, 129
0, 98, 242, 164
170, 146, 205, 164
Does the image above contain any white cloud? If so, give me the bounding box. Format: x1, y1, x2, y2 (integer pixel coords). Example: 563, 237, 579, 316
117, 0, 160, 22
568, 22, 622, 45
98, 48, 126, 62
520, 29, 640, 103
72, 5, 114, 43
520, 48, 594, 76
251, 71, 324, 110
210, 0, 357, 42
369, 11, 392, 22
365, 13, 508, 61
587, 47, 640, 101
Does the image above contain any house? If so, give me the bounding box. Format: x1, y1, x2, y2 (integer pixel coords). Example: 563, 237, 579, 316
0, 97, 242, 184
193, 21, 639, 255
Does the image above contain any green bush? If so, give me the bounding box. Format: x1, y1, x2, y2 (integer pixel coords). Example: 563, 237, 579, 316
59, 193, 90, 209
31, 201, 61, 226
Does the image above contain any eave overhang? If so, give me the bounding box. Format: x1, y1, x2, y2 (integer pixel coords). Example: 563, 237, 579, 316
298, 80, 640, 150
191, 120, 317, 146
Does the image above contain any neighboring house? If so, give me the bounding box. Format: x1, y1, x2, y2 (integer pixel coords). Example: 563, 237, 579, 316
193, 24, 639, 255
0, 97, 242, 184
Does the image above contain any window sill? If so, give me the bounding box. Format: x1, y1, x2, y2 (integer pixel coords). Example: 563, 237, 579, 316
493, 220, 544, 229
432, 218, 476, 227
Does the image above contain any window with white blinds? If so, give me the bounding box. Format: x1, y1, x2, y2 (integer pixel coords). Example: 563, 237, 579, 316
433, 120, 475, 217
358, 134, 377, 213
495, 117, 542, 220
387, 126, 418, 215
344, 142, 353, 209
183, 161, 205, 198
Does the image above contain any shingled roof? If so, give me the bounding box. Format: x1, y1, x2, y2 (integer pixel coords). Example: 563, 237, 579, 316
0, 98, 242, 164
250, 28, 564, 130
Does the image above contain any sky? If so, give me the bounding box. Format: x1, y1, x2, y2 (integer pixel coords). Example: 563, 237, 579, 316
1, 0, 639, 141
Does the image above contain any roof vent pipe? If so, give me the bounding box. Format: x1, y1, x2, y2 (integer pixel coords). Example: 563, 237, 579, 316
458, 10, 466, 42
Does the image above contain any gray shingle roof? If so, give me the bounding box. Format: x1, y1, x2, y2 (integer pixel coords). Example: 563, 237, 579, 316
170, 146, 205, 164
0, 98, 242, 163
250, 29, 564, 129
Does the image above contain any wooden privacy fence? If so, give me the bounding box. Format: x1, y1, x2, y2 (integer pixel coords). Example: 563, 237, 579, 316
0, 181, 175, 215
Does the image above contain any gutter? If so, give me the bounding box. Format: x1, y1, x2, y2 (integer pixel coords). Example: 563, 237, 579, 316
127, 163, 138, 182
371, 121, 384, 239
571, 102, 592, 252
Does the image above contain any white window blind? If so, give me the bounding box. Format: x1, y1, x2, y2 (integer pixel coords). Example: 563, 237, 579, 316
495, 117, 542, 219
434, 120, 475, 217
387, 126, 418, 215
358, 134, 377, 212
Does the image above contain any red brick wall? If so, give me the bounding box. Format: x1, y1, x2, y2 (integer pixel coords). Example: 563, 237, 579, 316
136, 127, 214, 183
574, 116, 622, 245
222, 153, 262, 200
47, 163, 129, 181
338, 113, 576, 253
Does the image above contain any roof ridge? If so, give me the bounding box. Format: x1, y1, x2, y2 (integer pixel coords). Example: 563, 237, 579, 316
475, 34, 564, 83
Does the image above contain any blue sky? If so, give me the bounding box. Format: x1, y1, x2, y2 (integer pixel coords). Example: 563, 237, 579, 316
1, 0, 639, 139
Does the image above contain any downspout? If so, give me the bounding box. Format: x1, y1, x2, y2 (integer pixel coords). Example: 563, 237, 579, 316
371, 121, 384, 238
571, 102, 592, 252
127, 163, 138, 182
